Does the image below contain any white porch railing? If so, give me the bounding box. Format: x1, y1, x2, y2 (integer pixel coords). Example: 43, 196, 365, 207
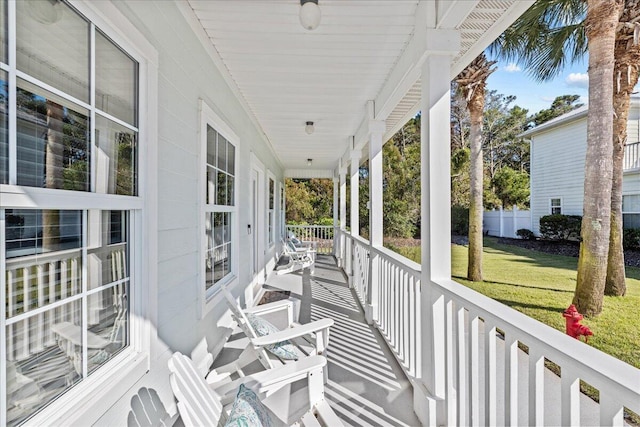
337, 228, 640, 426
286, 225, 334, 254
624, 141, 640, 171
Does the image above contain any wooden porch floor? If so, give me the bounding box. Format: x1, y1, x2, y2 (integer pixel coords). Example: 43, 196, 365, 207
214, 254, 420, 426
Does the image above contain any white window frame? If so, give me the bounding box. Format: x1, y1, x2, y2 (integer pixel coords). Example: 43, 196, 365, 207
279, 181, 286, 240
0, 0, 158, 425
199, 100, 239, 315
622, 193, 640, 228
550, 197, 562, 215
267, 171, 276, 248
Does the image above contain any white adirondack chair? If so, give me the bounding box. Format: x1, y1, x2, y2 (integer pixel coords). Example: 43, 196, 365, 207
277, 239, 315, 275
215, 285, 332, 381
168, 352, 343, 427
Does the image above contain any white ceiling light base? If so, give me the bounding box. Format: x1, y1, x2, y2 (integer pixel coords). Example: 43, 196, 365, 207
300, 0, 321, 31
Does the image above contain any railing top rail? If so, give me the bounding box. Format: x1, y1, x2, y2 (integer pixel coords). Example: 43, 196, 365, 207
373, 245, 421, 277
286, 224, 333, 229
433, 277, 640, 410
6, 247, 83, 269
343, 232, 370, 247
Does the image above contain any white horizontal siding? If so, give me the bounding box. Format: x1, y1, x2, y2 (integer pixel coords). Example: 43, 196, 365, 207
623, 171, 640, 195
530, 119, 586, 235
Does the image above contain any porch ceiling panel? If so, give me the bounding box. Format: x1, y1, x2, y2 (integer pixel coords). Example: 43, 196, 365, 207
187, 0, 530, 173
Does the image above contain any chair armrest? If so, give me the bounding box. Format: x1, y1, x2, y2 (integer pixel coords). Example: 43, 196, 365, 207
214, 356, 327, 401
244, 299, 293, 316
251, 318, 333, 347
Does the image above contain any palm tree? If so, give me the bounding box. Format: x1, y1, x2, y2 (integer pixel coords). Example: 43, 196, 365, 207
455, 53, 497, 282
607, 1, 640, 296
496, 0, 628, 315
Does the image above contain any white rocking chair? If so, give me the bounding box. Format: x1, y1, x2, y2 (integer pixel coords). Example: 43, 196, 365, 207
211, 285, 332, 383
277, 239, 315, 275
168, 352, 342, 427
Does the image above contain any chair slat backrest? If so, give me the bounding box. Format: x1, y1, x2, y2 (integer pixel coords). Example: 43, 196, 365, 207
220, 284, 258, 339
168, 352, 223, 426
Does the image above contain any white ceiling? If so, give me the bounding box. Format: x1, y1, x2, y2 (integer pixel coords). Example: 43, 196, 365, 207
186, 0, 530, 174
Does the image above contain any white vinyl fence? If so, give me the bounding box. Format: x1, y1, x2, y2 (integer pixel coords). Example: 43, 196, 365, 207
484, 206, 531, 239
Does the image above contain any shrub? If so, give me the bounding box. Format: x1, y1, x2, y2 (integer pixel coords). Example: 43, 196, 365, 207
623, 228, 640, 250
451, 206, 469, 235
539, 214, 582, 241
516, 228, 535, 240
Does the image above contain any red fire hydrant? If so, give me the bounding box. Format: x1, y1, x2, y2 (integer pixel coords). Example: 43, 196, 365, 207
563, 304, 593, 342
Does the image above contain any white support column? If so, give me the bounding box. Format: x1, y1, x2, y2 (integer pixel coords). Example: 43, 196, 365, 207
339, 165, 347, 268
350, 150, 361, 237
366, 111, 385, 324
416, 41, 458, 426
332, 176, 339, 257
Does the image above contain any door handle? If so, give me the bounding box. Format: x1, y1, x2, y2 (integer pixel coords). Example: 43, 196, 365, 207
247, 224, 252, 235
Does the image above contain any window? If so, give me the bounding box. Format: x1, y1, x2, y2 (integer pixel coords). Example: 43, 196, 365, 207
280, 183, 285, 239
268, 176, 275, 246
623, 194, 640, 229
1, 2, 139, 425
550, 198, 562, 215
202, 107, 237, 297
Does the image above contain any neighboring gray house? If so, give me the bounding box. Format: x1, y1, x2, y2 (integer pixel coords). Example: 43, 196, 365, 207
522, 98, 640, 236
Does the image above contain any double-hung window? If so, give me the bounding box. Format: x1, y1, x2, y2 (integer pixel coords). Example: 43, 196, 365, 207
622, 194, 640, 229
550, 198, 562, 215
1, 1, 141, 425
202, 102, 237, 299
280, 183, 285, 239
268, 176, 275, 246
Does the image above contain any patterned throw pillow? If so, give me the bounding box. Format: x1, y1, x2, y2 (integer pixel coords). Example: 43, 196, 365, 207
246, 313, 298, 360
224, 384, 273, 427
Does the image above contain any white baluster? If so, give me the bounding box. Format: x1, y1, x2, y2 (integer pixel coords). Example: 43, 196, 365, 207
599, 394, 624, 426
20, 266, 30, 359
47, 261, 56, 345
470, 315, 480, 427
35, 264, 45, 352
505, 334, 518, 426
7, 269, 15, 360
560, 365, 580, 427
528, 348, 544, 426
457, 306, 468, 426
445, 298, 457, 425
484, 322, 497, 426
61, 259, 68, 321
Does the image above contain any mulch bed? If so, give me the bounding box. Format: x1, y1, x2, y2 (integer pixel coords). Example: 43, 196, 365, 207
257, 290, 291, 305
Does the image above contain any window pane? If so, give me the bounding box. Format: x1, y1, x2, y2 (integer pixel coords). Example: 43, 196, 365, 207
217, 134, 226, 171
87, 283, 128, 373
6, 209, 81, 259
623, 194, 640, 212
17, 0, 89, 102
206, 166, 216, 205
17, 80, 89, 191
623, 213, 640, 229
213, 212, 223, 247
206, 126, 217, 166
217, 171, 227, 206
95, 31, 137, 126
87, 210, 129, 290
227, 176, 234, 206
0, 0, 6, 63
227, 141, 235, 175
0, 71, 7, 184
6, 302, 82, 427
223, 212, 231, 245
269, 179, 274, 209
95, 115, 137, 195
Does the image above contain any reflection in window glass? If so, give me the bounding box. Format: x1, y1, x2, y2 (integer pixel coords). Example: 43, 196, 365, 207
87, 210, 129, 290
206, 126, 235, 206
16, 80, 89, 191
205, 212, 231, 291
0, 71, 7, 184
0, 0, 5, 63
95, 30, 137, 126
95, 115, 137, 195
16, 0, 89, 102
6, 301, 82, 426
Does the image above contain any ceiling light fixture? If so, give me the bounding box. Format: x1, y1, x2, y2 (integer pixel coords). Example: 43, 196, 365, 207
305, 121, 315, 135
299, 0, 321, 31
307, 158, 313, 166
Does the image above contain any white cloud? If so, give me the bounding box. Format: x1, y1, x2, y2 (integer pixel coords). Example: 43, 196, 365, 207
504, 63, 521, 73
566, 72, 589, 88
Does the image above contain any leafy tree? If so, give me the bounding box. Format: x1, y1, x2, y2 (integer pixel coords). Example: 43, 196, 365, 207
285, 179, 314, 223
491, 167, 530, 208
532, 94, 584, 125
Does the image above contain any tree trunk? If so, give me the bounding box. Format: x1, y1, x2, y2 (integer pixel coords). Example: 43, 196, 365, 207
605, 5, 640, 296
467, 86, 485, 282
574, 0, 621, 316
43, 101, 63, 249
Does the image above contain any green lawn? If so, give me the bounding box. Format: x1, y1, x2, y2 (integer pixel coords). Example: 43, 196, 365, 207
390, 238, 640, 369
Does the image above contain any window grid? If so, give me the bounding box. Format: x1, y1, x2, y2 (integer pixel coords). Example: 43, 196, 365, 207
550, 198, 562, 215
268, 177, 274, 246
0, 2, 139, 425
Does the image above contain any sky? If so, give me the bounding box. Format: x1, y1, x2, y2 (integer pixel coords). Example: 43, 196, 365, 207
486, 55, 590, 115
